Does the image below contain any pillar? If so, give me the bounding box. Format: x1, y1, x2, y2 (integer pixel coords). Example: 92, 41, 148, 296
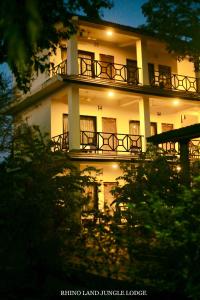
136, 39, 149, 85
139, 96, 151, 152
67, 34, 78, 75
68, 86, 80, 151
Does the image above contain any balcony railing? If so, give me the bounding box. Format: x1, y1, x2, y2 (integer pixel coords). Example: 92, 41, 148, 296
150, 71, 198, 93
157, 140, 200, 160
78, 57, 140, 84
49, 58, 199, 93
51, 131, 142, 155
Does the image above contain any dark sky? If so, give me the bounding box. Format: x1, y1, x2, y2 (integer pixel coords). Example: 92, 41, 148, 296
101, 0, 147, 27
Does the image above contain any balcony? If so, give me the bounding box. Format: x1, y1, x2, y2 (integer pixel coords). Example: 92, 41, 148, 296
52, 131, 143, 156
49, 58, 199, 94
52, 132, 200, 161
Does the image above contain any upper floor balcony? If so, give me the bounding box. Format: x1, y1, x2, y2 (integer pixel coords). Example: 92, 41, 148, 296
49, 57, 199, 96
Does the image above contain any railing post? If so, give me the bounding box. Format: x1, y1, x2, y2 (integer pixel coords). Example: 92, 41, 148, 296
136, 39, 149, 85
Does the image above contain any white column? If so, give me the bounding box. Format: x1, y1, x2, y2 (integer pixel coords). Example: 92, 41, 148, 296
68, 86, 80, 151
139, 96, 151, 152
136, 39, 149, 85
67, 34, 78, 75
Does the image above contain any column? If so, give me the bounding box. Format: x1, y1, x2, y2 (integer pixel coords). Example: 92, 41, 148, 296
68, 85, 80, 151
67, 34, 78, 75
136, 39, 149, 85
139, 96, 151, 152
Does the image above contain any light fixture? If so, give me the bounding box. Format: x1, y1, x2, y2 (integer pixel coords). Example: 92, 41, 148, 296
106, 30, 113, 36
112, 163, 118, 169
108, 91, 114, 97
173, 99, 180, 106
176, 166, 181, 172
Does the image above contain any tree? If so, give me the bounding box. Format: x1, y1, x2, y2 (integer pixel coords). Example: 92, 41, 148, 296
0, 124, 96, 298
110, 153, 200, 299
0, 0, 112, 92
141, 0, 200, 73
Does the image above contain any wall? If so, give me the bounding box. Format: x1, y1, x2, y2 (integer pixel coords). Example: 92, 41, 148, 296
16, 98, 51, 135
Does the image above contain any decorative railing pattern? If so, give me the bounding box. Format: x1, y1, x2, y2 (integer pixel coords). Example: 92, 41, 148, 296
189, 139, 200, 159
78, 57, 140, 84
157, 140, 200, 160
51, 131, 142, 154
151, 71, 198, 93
49, 60, 67, 77
81, 130, 142, 153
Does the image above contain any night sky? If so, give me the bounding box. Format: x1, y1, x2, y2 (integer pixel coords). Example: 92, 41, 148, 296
101, 0, 147, 27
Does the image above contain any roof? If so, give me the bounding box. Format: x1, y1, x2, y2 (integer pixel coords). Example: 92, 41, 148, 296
78, 15, 153, 39
147, 123, 200, 143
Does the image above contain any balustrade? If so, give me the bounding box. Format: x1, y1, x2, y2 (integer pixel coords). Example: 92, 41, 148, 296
49, 58, 199, 93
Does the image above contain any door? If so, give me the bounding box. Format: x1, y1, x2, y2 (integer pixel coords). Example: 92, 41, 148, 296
161, 123, 174, 152
80, 116, 97, 149
99, 54, 114, 79
102, 117, 117, 152
158, 65, 172, 89
78, 50, 95, 77
148, 63, 155, 85
127, 59, 138, 84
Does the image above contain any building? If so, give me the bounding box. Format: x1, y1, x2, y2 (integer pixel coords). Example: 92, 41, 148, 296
3, 16, 200, 212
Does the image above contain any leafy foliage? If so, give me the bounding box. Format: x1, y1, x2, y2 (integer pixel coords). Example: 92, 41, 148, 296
141, 0, 200, 70
0, 124, 96, 297
0, 0, 112, 91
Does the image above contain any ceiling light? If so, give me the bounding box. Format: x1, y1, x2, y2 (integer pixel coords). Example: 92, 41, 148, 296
106, 30, 113, 36
108, 91, 114, 97
112, 163, 118, 169
173, 99, 180, 106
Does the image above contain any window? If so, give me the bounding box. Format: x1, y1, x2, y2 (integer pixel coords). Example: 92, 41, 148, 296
161, 123, 174, 152
60, 46, 67, 61
158, 65, 172, 89
83, 184, 98, 212
99, 54, 114, 79
63, 114, 68, 133
126, 59, 138, 84
78, 50, 95, 77
162, 123, 173, 132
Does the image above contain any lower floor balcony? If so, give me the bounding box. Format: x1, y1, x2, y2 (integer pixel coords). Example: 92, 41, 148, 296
52, 131, 143, 156
51, 132, 200, 160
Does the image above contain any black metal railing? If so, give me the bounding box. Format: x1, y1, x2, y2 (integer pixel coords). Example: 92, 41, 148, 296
81, 130, 142, 154
49, 59, 199, 93
51, 132, 69, 151
151, 71, 198, 93
49, 60, 67, 77
78, 57, 140, 84
157, 139, 200, 160
157, 141, 180, 158
51, 131, 142, 154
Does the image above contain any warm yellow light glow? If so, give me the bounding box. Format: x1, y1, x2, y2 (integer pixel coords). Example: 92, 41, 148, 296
108, 91, 114, 97
106, 30, 113, 36
173, 99, 180, 106
112, 163, 118, 169
177, 166, 181, 172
